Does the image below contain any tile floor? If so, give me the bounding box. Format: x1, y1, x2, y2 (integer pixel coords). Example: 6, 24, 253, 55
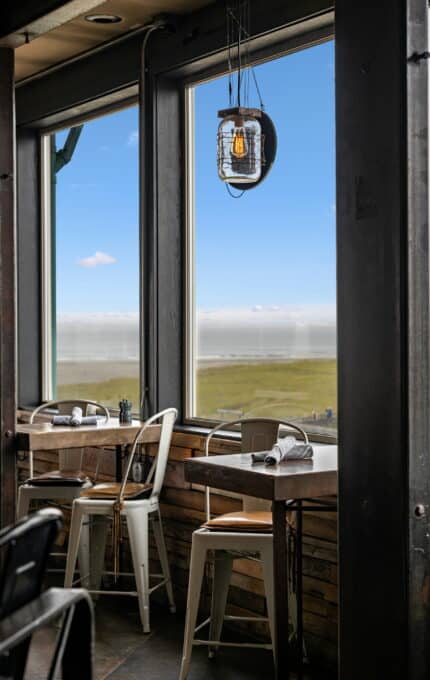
25, 597, 334, 679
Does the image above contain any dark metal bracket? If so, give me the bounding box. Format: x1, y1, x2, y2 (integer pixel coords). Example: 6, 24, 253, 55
409, 51, 430, 63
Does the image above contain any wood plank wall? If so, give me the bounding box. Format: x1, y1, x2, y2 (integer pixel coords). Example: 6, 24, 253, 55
16, 417, 338, 671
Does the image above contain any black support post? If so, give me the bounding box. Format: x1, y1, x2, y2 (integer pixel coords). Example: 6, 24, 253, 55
17, 128, 41, 408
0, 47, 17, 528
336, 1, 430, 678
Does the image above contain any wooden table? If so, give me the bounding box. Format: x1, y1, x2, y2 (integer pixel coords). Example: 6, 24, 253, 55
184, 444, 338, 679
16, 418, 161, 481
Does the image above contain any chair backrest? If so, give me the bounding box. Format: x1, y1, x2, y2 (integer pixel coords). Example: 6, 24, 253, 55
204, 417, 308, 520
117, 407, 177, 503
27, 400, 110, 478
0, 508, 62, 619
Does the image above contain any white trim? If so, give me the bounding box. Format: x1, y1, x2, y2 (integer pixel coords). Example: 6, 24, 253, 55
185, 86, 197, 419
40, 134, 53, 400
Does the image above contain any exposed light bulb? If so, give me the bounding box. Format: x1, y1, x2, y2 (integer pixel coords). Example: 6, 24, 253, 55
231, 126, 248, 159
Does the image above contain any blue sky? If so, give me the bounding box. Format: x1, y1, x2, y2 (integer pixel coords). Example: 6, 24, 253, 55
55, 40, 334, 315
55, 107, 139, 313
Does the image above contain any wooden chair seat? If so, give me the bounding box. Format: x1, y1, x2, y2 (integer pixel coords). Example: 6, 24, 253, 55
80, 482, 152, 500
204, 510, 274, 532
26, 470, 90, 487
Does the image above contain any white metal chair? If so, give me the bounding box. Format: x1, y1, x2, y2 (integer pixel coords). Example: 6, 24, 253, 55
16, 399, 110, 586
179, 418, 308, 680
64, 407, 177, 634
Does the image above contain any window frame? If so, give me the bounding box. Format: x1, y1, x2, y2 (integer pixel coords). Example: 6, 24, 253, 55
39, 98, 140, 408
182, 36, 337, 443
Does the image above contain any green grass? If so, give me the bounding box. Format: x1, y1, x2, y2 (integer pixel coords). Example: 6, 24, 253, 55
196, 359, 336, 420
57, 377, 140, 410
57, 359, 337, 424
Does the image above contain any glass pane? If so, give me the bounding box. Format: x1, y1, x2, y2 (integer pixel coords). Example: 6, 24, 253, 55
52, 106, 139, 410
190, 42, 336, 436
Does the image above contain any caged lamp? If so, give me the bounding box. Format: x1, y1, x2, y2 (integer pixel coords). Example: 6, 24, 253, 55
217, 1, 276, 192
217, 106, 264, 183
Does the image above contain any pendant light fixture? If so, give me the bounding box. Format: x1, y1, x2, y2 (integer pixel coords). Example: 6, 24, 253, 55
217, 1, 277, 191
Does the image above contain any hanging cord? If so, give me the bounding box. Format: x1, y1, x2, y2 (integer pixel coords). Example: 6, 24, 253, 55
251, 66, 265, 111
244, 0, 250, 108
236, 0, 242, 106
226, 1, 233, 107
226, 2, 264, 111
225, 183, 245, 198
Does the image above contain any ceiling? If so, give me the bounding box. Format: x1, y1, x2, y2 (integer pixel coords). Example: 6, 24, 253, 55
14, 0, 213, 83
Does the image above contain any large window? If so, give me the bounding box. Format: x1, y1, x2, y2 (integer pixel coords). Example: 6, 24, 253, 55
186, 41, 336, 436
42, 105, 140, 410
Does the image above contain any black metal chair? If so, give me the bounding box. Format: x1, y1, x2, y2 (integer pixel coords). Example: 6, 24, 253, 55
0, 508, 94, 680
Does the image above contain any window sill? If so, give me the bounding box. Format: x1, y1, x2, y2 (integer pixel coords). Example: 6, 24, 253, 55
176, 421, 337, 445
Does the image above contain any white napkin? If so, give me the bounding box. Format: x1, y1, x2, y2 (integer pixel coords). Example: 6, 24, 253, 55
249, 438, 314, 465
51, 415, 72, 426
51, 407, 98, 427
264, 436, 297, 465
70, 406, 83, 426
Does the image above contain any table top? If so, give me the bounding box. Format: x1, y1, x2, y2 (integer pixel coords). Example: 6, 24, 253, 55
184, 445, 338, 501
16, 418, 161, 451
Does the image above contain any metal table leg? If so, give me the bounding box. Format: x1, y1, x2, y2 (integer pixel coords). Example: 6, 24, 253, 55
296, 499, 304, 680
272, 500, 290, 678
287, 497, 337, 677
115, 445, 122, 482
115, 445, 124, 574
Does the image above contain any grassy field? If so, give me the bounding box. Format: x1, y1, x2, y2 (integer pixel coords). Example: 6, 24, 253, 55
57, 358, 337, 425
57, 376, 140, 409
196, 359, 336, 421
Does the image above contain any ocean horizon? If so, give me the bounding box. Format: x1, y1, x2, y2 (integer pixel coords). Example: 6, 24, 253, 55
57, 306, 336, 362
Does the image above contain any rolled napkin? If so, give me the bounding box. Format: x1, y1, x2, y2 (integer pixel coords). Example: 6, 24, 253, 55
70, 406, 83, 427
264, 435, 297, 464
52, 415, 73, 426
251, 437, 314, 465
81, 416, 98, 426
265, 436, 314, 465
51, 409, 99, 427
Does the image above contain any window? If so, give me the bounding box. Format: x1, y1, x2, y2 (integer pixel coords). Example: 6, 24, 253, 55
186, 41, 336, 436
41, 105, 140, 410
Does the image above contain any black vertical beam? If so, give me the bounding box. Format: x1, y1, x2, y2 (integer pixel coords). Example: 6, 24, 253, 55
0, 47, 17, 528
141, 65, 183, 418
140, 35, 156, 418
405, 1, 430, 676
154, 76, 183, 417
17, 128, 41, 407
337, 1, 429, 679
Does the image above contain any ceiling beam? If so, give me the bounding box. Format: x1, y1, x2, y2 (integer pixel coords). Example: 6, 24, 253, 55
16, 0, 333, 127
0, 0, 103, 47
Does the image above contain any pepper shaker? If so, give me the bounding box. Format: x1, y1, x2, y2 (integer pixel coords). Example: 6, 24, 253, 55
119, 399, 132, 424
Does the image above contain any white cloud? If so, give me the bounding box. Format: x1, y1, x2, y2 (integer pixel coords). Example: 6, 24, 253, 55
127, 130, 138, 146
77, 251, 116, 268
